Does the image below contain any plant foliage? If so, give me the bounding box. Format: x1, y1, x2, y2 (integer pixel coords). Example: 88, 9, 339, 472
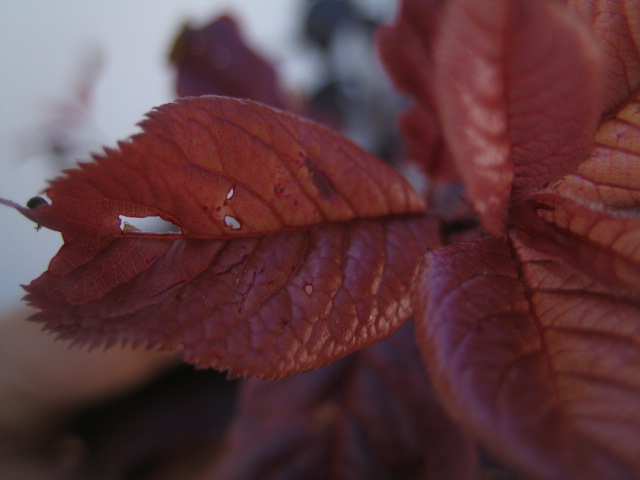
2, 0, 640, 478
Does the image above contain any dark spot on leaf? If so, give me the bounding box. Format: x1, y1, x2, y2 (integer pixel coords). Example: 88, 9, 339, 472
305, 158, 337, 200
27, 196, 49, 210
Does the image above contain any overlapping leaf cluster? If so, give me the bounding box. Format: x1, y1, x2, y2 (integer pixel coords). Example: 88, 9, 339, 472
380, 0, 640, 478
2, 0, 640, 478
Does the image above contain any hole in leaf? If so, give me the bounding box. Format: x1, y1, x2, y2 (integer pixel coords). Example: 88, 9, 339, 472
224, 215, 242, 230
226, 186, 235, 200
304, 284, 313, 295
118, 215, 181, 234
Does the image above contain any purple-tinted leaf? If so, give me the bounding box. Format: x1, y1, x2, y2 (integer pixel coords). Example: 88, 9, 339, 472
433, 0, 603, 235
169, 16, 288, 109
205, 323, 478, 480
414, 234, 640, 479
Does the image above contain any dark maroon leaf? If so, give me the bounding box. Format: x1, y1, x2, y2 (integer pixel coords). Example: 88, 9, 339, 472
169, 16, 288, 109
376, 0, 444, 107
376, 0, 454, 183
205, 322, 478, 480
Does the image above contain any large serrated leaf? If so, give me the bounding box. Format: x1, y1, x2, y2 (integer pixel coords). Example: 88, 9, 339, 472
1, 96, 437, 378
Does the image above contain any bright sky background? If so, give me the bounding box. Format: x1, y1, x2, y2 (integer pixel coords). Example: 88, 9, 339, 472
0, 0, 305, 311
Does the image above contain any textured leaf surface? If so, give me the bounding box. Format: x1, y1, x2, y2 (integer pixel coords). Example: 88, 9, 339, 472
548, 89, 640, 210
433, 0, 603, 235
3, 96, 435, 378
169, 15, 288, 108
569, 0, 640, 114
27, 217, 435, 378
395, 0, 640, 478
205, 323, 478, 480
527, 61, 640, 292
414, 235, 640, 480
12, 97, 424, 239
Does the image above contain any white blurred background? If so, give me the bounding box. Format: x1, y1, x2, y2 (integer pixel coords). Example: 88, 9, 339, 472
0, 0, 308, 311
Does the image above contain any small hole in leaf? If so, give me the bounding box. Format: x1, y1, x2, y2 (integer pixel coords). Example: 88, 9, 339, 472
304, 284, 313, 295
118, 215, 181, 234
226, 186, 235, 200
224, 215, 242, 230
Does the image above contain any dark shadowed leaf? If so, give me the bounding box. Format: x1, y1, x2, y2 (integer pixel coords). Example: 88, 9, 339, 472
70, 366, 237, 479
376, 0, 455, 182
433, 0, 603, 235
376, 0, 443, 107
414, 235, 640, 480
205, 322, 478, 480
169, 16, 288, 108
0, 96, 435, 378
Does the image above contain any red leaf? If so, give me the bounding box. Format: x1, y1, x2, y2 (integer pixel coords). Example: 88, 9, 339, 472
169, 16, 288, 109
433, 0, 603, 235
384, 1, 640, 478
205, 323, 478, 480
528, 193, 640, 292
541, 85, 640, 211
414, 235, 640, 480
18, 97, 424, 239
2, 96, 435, 378
569, 0, 640, 114
525, 71, 640, 293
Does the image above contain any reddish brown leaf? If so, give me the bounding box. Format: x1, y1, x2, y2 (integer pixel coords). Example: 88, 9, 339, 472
433, 0, 603, 235
13, 97, 424, 239
26, 217, 436, 378
205, 323, 478, 480
521, 76, 640, 293
414, 235, 640, 480
1, 96, 435, 378
169, 15, 288, 109
526, 193, 640, 292
569, 0, 640, 114
543, 86, 640, 211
